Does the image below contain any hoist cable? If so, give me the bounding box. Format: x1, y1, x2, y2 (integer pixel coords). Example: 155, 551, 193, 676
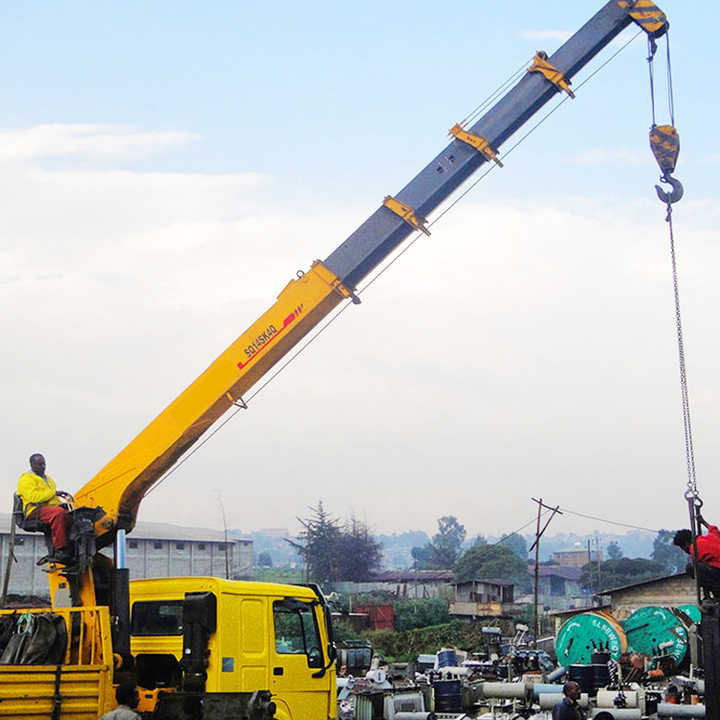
143, 31, 642, 500
647, 37, 657, 126
665, 30, 675, 126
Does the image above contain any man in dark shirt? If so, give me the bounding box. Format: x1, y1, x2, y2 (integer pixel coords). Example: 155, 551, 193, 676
552, 681, 585, 720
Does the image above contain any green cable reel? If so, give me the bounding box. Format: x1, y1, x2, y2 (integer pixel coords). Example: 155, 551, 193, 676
556, 612, 627, 665
624, 606, 689, 665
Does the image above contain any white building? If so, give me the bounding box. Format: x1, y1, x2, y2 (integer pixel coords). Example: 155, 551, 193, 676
0, 514, 253, 599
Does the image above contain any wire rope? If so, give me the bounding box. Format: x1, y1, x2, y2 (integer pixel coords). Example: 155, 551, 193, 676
665, 30, 675, 126
459, 58, 533, 128
491, 511, 552, 546
647, 36, 657, 126
558, 506, 658, 534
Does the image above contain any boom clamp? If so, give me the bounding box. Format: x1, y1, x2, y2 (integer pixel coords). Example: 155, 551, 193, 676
528, 52, 575, 99
449, 124, 503, 167
383, 196, 431, 236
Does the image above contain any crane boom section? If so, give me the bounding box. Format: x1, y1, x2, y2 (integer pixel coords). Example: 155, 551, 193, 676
74, 261, 350, 540
323, 0, 666, 290
73, 0, 666, 544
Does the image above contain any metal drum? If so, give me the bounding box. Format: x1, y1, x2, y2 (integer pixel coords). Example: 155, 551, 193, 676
437, 649, 457, 668
433, 680, 462, 713
591, 663, 610, 690
623, 606, 688, 665
556, 612, 627, 665
568, 664, 595, 693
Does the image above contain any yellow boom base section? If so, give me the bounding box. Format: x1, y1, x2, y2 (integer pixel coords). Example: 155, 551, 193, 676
74, 261, 350, 540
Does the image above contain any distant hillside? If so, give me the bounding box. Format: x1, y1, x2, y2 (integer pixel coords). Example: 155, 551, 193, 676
238, 526, 655, 569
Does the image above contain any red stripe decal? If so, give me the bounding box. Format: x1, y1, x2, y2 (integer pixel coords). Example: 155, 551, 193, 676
236, 307, 303, 370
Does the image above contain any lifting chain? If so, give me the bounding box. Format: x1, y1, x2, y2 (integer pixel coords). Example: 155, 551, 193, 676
647, 30, 702, 603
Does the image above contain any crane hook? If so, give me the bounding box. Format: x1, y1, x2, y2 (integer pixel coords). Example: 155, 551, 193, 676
655, 173, 684, 206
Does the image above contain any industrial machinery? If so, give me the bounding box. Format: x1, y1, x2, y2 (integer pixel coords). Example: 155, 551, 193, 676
2, 1, 674, 718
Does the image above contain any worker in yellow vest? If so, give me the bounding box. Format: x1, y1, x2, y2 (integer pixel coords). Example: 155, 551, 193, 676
16, 454, 73, 564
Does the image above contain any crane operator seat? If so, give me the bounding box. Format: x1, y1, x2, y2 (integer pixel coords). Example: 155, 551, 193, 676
12, 494, 56, 557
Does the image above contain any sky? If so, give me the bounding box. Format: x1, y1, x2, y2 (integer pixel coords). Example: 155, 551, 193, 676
2, 2, 718, 542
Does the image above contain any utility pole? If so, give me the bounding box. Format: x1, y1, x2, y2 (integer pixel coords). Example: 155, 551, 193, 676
217, 494, 230, 580
529, 498, 562, 645
533, 499, 542, 645
587, 540, 593, 596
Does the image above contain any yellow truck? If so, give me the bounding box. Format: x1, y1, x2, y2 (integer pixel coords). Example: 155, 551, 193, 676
129, 578, 336, 720
0, 578, 336, 719
1, 1, 673, 717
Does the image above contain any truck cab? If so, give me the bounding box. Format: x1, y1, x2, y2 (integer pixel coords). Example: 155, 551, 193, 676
129, 577, 337, 720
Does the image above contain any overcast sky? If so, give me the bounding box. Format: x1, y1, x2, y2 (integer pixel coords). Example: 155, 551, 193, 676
2, 2, 718, 542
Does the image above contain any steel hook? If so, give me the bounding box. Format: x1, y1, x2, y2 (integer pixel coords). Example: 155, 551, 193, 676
655, 174, 684, 205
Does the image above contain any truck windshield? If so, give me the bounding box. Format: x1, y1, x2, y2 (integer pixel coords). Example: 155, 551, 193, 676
273, 600, 323, 668
131, 601, 184, 636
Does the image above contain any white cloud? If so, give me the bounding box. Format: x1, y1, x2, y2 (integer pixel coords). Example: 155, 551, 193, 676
0, 124, 198, 162
2, 124, 718, 539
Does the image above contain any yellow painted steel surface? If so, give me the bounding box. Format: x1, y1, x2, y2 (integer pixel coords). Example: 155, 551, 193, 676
130, 577, 337, 719
617, 0, 667, 35
0, 606, 114, 719
74, 261, 348, 539
47, 567, 98, 611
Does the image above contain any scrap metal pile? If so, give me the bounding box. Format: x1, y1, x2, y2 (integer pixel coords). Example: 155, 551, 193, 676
335, 606, 706, 720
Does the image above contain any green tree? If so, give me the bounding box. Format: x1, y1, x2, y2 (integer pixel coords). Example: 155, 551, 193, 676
394, 598, 450, 631
289, 503, 383, 582
454, 543, 529, 585
580, 557, 665, 592
411, 544, 441, 570
257, 551, 273, 567
289, 502, 343, 582
500, 533, 528, 560
432, 516, 467, 567
411, 516, 467, 570
339, 516, 383, 582
651, 529, 687, 573
606, 541, 623, 560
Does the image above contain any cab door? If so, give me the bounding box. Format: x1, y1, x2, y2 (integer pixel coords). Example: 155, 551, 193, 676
269, 597, 333, 720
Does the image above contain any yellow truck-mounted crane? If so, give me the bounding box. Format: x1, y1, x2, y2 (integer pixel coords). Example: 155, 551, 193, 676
0, 2, 673, 719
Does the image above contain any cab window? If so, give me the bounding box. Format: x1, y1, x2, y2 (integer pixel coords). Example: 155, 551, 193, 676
273, 600, 323, 668
131, 601, 184, 636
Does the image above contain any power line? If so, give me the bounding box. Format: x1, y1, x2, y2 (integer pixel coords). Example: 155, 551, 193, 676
557, 506, 659, 534
491, 510, 552, 546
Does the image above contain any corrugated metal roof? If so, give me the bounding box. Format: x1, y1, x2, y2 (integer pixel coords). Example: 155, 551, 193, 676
453, 578, 515, 587
600, 572, 684, 595
368, 570, 454, 582
0, 513, 251, 543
